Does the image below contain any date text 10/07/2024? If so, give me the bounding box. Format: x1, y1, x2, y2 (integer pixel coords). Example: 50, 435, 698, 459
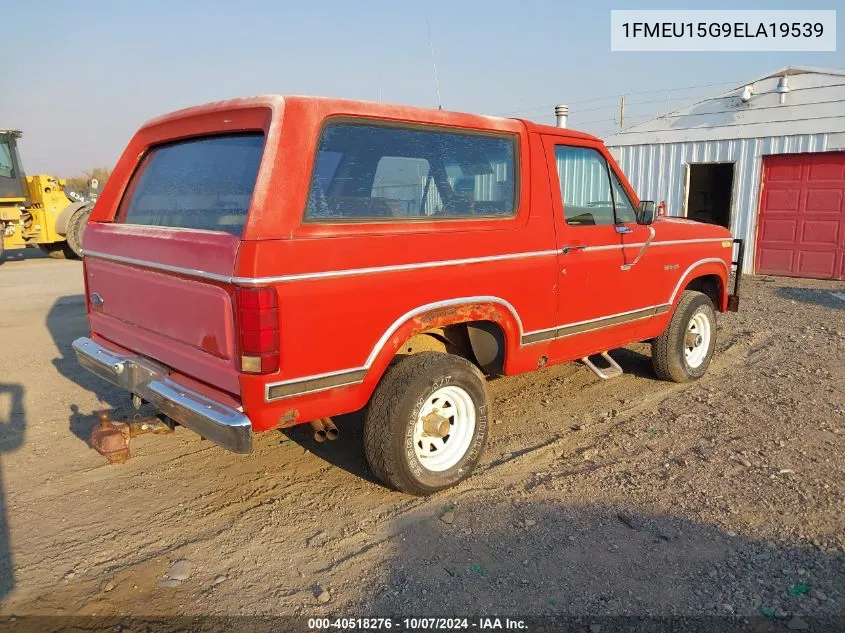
308, 618, 529, 630
621, 22, 824, 38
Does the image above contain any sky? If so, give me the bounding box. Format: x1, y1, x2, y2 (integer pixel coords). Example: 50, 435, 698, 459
2, 0, 842, 176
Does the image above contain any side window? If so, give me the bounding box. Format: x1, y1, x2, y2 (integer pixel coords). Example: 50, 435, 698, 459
304, 122, 517, 221
371, 156, 437, 215
610, 170, 637, 224
0, 140, 14, 178
554, 146, 614, 226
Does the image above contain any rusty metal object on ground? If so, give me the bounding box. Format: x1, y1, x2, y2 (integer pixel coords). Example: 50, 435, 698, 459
89, 411, 174, 464
89, 411, 131, 464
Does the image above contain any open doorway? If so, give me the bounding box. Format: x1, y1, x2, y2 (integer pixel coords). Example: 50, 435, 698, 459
685, 162, 734, 228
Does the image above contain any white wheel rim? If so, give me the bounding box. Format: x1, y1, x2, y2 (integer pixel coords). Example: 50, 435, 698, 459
684, 311, 712, 369
412, 385, 476, 472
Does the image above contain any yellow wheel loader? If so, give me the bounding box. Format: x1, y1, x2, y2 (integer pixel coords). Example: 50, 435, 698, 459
0, 129, 92, 260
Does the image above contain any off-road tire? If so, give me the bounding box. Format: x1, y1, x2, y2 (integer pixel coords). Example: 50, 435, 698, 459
651, 290, 716, 383
66, 204, 92, 258
363, 352, 490, 495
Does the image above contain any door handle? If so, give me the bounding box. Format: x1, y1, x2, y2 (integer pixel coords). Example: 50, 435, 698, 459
615, 225, 633, 234
561, 245, 587, 255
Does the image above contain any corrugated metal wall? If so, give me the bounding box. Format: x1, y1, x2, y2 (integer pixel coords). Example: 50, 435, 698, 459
608, 133, 833, 273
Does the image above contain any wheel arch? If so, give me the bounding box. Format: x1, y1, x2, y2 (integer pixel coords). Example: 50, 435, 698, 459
360, 297, 521, 396
671, 258, 730, 312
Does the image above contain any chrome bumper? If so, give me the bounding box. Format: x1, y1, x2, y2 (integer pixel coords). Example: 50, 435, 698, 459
72, 337, 252, 453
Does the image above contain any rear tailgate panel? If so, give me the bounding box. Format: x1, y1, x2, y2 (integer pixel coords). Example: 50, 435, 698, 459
84, 223, 241, 394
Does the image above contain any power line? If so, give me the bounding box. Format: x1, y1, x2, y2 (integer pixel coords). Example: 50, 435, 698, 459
496, 79, 746, 116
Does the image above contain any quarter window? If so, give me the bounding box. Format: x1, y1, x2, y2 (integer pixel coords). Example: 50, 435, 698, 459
305, 122, 517, 221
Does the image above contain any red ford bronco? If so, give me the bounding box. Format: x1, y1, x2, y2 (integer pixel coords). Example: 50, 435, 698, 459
73, 96, 742, 495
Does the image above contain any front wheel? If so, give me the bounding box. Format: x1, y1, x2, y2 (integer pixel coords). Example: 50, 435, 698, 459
363, 352, 490, 495
651, 290, 716, 383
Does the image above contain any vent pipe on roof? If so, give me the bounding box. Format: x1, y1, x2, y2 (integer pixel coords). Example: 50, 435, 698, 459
555, 104, 569, 128
775, 76, 790, 104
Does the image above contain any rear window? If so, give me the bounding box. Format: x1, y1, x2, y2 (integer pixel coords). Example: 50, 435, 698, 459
119, 133, 264, 236
305, 122, 517, 221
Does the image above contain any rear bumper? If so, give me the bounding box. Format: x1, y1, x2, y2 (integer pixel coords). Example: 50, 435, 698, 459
72, 337, 252, 453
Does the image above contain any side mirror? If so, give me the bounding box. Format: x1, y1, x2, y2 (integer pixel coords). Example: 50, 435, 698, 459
637, 200, 656, 225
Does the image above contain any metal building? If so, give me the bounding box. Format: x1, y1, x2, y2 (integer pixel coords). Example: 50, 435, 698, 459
605, 67, 845, 280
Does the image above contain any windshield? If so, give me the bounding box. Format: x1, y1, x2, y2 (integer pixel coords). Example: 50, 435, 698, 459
118, 133, 265, 236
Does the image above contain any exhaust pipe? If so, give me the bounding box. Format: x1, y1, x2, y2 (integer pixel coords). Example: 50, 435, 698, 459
322, 418, 339, 441
309, 419, 328, 443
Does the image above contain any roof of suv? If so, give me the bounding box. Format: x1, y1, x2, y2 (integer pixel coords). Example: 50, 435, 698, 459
141, 95, 602, 143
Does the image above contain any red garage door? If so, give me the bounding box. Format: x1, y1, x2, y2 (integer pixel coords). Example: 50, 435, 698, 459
756, 152, 845, 279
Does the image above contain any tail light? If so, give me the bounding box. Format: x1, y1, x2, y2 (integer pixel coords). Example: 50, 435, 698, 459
236, 287, 279, 374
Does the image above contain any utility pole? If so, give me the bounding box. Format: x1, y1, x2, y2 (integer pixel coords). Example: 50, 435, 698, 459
619, 96, 625, 129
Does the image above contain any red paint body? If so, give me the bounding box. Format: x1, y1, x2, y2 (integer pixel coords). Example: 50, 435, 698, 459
83, 96, 734, 433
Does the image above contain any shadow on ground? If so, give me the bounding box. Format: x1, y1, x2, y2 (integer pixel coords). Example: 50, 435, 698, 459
0, 383, 25, 603
0, 248, 49, 264
359, 500, 844, 629
776, 286, 845, 310
279, 410, 381, 486
45, 295, 130, 445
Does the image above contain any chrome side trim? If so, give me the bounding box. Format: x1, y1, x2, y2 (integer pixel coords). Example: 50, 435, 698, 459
232, 250, 560, 285
582, 237, 725, 253
521, 304, 670, 344
266, 369, 368, 401
83, 251, 234, 283
83, 249, 559, 285
669, 257, 729, 303
72, 337, 252, 453
83, 238, 727, 285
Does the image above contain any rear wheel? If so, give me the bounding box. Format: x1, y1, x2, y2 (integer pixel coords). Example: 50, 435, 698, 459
651, 290, 716, 383
363, 352, 490, 495
66, 204, 92, 258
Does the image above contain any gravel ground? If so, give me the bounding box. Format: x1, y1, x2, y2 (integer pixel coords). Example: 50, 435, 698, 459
0, 255, 842, 628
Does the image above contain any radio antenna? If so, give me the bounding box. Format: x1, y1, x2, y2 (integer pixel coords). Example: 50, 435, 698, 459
426, 14, 443, 110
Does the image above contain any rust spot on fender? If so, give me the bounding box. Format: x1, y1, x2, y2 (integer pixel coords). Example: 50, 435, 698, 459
390, 303, 505, 352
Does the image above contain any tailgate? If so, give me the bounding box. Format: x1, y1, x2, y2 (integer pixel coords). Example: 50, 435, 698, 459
85, 226, 242, 394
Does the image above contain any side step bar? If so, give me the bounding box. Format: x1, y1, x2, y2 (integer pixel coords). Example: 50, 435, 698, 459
581, 352, 623, 380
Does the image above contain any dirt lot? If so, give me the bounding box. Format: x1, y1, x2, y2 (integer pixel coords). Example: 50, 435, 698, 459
0, 255, 843, 627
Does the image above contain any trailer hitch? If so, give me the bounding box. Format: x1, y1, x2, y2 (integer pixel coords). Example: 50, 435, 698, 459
89, 410, 174, 464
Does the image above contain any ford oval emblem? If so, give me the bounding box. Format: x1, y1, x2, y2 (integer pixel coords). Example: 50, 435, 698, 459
90, 292, 104, 307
